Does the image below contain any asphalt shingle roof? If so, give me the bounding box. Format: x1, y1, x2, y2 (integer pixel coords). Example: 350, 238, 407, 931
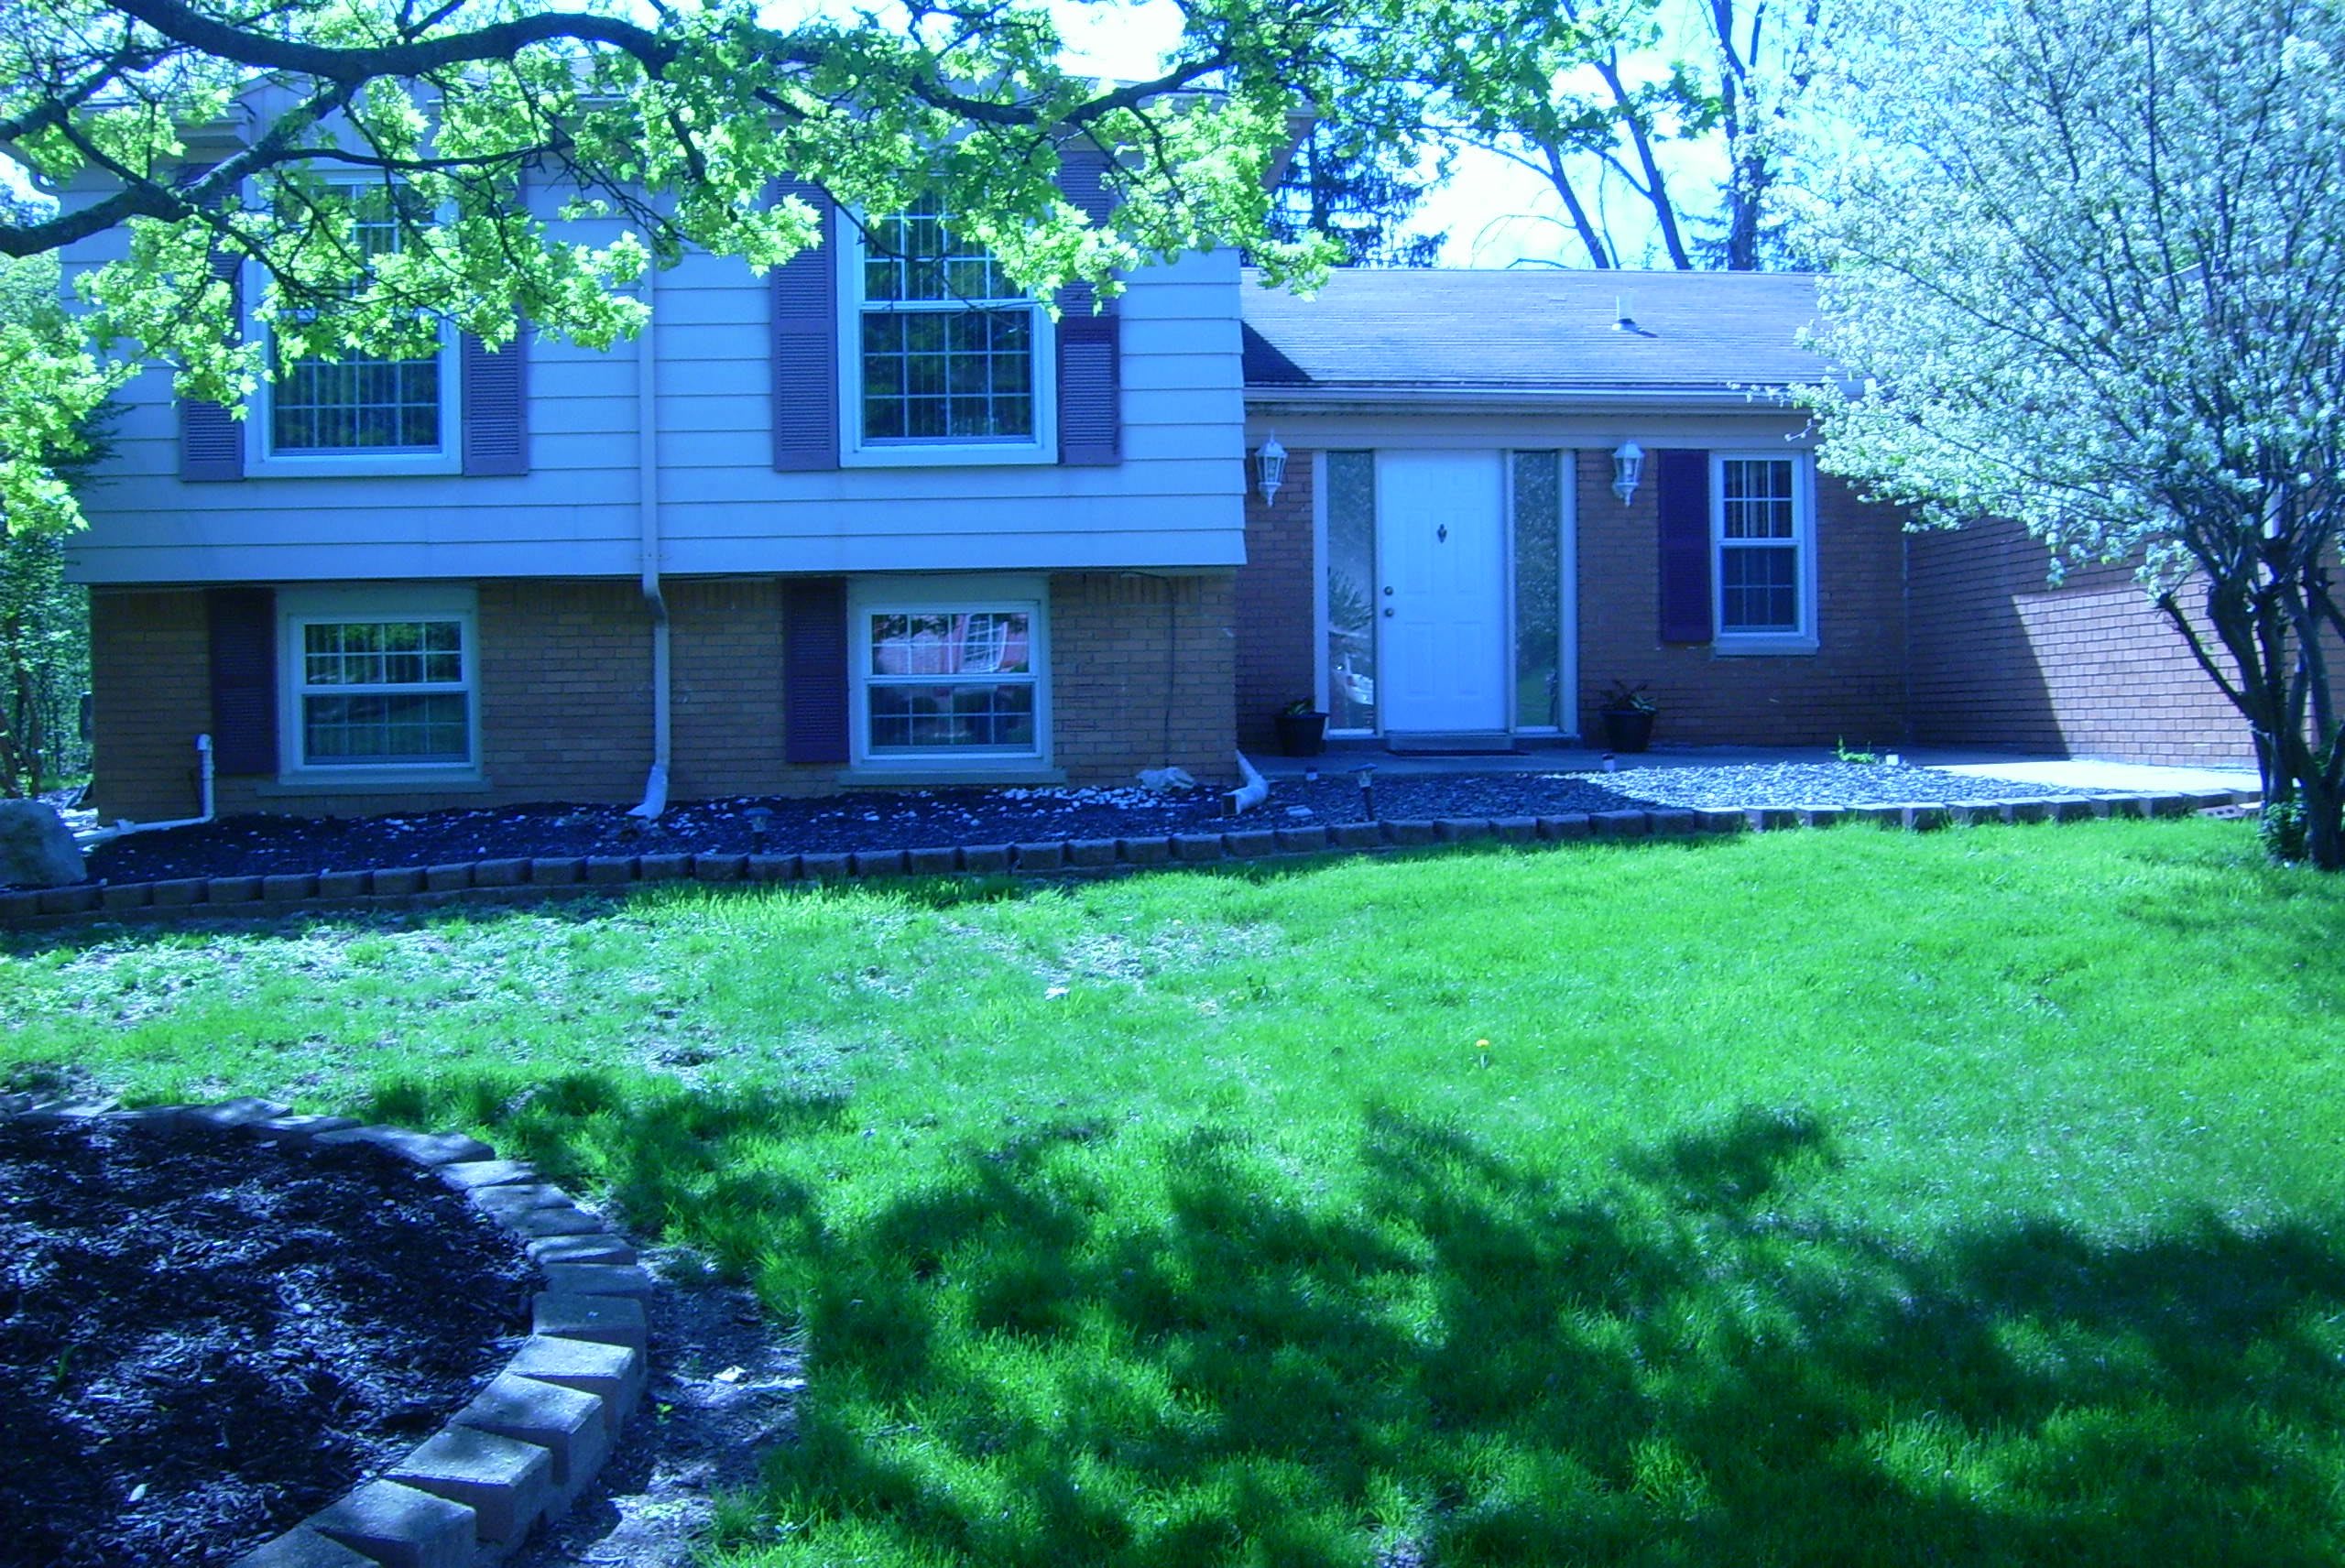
1239, 267, 1832, 392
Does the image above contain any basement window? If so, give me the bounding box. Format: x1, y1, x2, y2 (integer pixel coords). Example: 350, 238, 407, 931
278, 586, 479, 774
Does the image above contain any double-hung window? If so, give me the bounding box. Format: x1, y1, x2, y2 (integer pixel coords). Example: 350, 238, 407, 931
252, 182, 460, 474
842, 200, 1054, 464
280, 587, 478, 775
1713, 453, 1818, 651
851, 579, 1048, 762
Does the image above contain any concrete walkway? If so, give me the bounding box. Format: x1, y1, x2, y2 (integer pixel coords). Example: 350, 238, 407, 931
1249, 742, 2262, 797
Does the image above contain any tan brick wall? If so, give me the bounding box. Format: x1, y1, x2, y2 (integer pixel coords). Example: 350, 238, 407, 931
670, 576, 827, 800
471, 578, 655, 807
1235, 450, 1317, 750
1573, 450, 1909, 747
88, 588, 213, 822
1051, 571, 1237, 787
1906, 519, 2252, 764
91, 572, 1239, 819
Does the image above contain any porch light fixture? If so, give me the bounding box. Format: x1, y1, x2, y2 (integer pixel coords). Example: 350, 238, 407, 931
1257, 433, 1289, 504
1611, 440, 1644, 505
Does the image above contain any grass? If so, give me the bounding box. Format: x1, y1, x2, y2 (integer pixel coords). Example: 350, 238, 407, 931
6, 818, 2345, 1565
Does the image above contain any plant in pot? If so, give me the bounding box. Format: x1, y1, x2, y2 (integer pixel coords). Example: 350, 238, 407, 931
1597, 681, 1657, 754
1274, 698, 1330, 757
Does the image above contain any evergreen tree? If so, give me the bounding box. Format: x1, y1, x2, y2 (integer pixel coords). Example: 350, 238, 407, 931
1269, 122, 1445, 267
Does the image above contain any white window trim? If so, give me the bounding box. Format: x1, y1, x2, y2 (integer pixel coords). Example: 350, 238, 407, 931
242, 175, 464, 478
834, 213, 1057, 468
1710, 451, 1820, 655
847, 574, 1052, 768
277, 583, 482, 782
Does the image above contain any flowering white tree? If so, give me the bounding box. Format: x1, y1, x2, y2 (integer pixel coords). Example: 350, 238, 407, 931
1799, 0, 2345, 866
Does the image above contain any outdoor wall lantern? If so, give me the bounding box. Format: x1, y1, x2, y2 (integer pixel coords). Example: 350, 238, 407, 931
1611, 440, 1644, 505
1257, 433, 1289, 505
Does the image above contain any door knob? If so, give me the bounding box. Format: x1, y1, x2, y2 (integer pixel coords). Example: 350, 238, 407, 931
1382, 586, 1394, 596
1382, 607, 1395, 618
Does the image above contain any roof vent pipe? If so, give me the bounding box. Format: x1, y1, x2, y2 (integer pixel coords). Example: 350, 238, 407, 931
1613, 294, 1637, 332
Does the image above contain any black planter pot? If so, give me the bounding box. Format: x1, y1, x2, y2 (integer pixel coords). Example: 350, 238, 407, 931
1274, 710, 1330, 757
1599, 707, 1656, 754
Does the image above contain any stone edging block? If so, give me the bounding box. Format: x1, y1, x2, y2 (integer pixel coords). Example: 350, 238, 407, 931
2, 785, 2269, 930
0, 1097, 656, 1567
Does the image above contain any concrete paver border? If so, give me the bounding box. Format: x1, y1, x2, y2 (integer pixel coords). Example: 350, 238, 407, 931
0, 783, 2263, 931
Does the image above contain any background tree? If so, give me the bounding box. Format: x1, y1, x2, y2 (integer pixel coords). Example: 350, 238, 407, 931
1267, 117, 1445, 267
1800, 0, 2345, 866
0, 178, 107, 798
1405, 0, 1826, 270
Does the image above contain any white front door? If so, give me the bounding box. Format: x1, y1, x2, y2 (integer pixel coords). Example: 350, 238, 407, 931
1376, 451, 1508, 734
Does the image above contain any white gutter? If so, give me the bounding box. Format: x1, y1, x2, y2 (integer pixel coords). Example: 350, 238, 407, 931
627, 267, 671, 822
75, 734, 214, 845
1241, 383, 1851, 415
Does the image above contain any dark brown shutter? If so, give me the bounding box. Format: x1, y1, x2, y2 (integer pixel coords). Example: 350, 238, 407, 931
783, 576, 850, 763
1055, 149, 1122, 466
180, 247, 245, 482
461, 326, 529, 474
1656, 448, 1713, 644
772, 183, 840, 471
207, 587, 278, 774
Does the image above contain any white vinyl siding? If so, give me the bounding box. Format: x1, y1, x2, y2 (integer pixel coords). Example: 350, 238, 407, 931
61, 177, 1240, 583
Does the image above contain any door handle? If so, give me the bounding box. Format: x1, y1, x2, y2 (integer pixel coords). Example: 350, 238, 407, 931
1382, 586, 1394, 596
1382, 607, 1395, 618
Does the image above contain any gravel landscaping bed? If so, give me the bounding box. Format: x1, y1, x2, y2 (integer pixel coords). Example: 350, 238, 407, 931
69, 763, 2109, 889
0, 1117, 537, 1568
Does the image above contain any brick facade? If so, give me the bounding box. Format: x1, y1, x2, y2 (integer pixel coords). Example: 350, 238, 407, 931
89, 571, 1234, 822
85, 474, 2262, 827
1906, 519, 2252, 765
87, 588, 213, 823
1235, 452, 1316, 751
1051, 571, 1237, 787
1225, 446, 1910, 755
1574, 451, 1909, 747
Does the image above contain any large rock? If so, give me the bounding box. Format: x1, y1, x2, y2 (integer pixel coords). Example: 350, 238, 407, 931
0, 800, 86, 888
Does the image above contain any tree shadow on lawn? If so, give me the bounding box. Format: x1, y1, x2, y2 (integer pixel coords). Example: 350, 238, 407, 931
371, 1074, 2345, 1568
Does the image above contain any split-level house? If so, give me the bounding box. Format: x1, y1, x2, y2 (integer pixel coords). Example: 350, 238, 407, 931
70, 149, 1261, 822
62, 165, 2247, 825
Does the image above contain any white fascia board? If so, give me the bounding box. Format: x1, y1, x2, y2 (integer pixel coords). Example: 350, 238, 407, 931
1241, 384, 1836, 416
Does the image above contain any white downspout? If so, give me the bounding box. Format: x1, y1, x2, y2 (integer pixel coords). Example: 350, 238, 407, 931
74, 733, 215, 845
1229, 750, 1270, 812
627, 266, 671, 821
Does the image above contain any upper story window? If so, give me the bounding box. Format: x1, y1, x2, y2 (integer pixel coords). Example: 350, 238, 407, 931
251, 182, 461, 474
1713, 453, 1818, 651
840, 200, 1054, 466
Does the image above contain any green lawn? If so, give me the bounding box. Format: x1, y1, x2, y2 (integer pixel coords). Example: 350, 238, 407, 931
7, 819, 2345, 1566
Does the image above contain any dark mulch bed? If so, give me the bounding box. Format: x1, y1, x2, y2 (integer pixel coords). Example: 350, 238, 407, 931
0, 1118, 539, 1568
74, 763, 2110, 888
